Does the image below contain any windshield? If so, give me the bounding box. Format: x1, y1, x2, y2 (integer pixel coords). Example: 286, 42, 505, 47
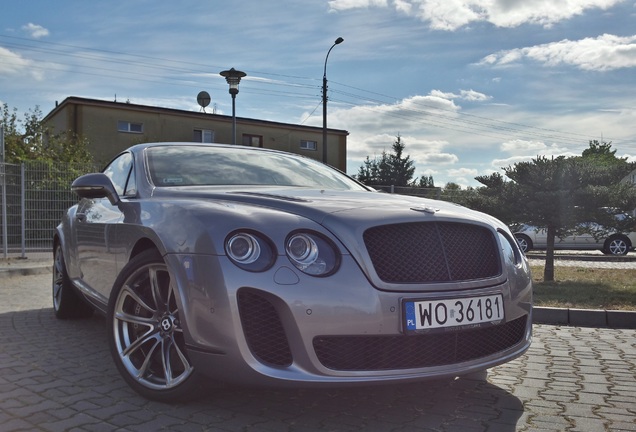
146, 145, 368, 191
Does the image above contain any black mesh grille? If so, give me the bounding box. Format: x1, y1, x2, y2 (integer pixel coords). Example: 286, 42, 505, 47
237, 289, 293, 367
363, 222, 501, 283
313, 316, 527, 371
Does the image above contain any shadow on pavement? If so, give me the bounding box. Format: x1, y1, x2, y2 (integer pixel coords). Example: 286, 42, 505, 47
0, 307, 524, 431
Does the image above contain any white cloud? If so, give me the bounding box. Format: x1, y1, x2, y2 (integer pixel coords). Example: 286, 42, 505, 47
0, 47, 34, 75
419, 152, 459, 164
426, 89, 491, 102
459, 89, 491, 102
500, 139, 556, 153
328, 0, 388, 11
479, 34, 636, 71
447, 167, 478, 178
22, 23, 49, 39
327, 0, 622, 30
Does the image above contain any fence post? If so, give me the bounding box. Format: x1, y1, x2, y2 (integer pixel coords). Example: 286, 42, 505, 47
20, 163, 26, 258
1, 162, 7, 259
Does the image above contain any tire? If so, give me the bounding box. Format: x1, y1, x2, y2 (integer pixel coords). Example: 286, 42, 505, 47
107, 249, 202, 402
603, 236, 630, 256
52, 243, 93, 319
514, 234, 532, 253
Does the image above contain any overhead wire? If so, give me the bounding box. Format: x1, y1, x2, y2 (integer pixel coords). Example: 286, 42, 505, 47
0, 34, 629, 147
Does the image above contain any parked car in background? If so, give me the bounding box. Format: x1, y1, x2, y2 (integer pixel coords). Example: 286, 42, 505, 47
514, 220, 636, 255
54, 142, 532, 402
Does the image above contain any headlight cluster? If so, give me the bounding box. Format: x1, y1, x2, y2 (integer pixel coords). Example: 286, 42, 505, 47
285, 232, 339, 276
224, 230, 340, 276
225, 232, 274, 272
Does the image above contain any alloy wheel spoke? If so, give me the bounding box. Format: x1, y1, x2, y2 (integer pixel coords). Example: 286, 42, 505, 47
134, 338, 162, 379
149, 267, 169, 312
115, 310, 156, 327
161, 338, 175, 386
122, 328, 160, 358
121, 284, 157, 315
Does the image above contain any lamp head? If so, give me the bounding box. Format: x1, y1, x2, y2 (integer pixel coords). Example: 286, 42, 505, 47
220, 68, 247, 94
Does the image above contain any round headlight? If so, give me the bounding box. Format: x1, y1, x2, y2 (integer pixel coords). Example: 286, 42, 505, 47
287, 235, 318, 264
285, 232, 339, 276
226, 233, 261, 264
225, 231, 275, 272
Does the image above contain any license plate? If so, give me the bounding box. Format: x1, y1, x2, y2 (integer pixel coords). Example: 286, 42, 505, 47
404, 294, 504, 332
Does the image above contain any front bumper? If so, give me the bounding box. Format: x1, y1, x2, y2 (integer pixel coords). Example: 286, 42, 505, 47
166, 253, 532, 386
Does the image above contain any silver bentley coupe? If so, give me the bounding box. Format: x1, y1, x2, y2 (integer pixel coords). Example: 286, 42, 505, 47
53, 142, 532, 402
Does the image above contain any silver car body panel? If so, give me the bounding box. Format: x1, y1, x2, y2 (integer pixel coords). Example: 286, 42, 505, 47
55, 143, 532, 386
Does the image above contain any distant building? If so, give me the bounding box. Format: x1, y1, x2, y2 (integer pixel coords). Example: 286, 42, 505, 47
43, 96, 349, 171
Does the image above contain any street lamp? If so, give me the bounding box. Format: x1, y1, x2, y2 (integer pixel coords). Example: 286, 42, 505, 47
322, 37, 343, 164
220, 68, 247, 145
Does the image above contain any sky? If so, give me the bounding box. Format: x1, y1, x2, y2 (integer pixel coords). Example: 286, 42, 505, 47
1, 0, 635, 187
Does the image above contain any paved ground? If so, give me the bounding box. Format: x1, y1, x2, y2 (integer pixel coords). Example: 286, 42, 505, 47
1, 272, 635, 431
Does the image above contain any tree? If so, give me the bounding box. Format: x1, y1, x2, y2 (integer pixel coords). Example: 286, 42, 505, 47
467, 172, 518, 224
474, 142, 636, 282
415, 175, 435, 188
1, 103, 93, 164
356, 135, 416, 186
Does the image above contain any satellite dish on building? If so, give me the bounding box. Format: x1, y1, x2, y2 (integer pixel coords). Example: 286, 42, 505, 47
197, 91, 211, 112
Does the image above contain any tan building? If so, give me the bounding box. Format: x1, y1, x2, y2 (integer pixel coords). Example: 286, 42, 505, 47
43, 96, 349, 171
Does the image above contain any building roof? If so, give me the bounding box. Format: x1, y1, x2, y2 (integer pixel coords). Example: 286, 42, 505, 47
44, 96, 349, 136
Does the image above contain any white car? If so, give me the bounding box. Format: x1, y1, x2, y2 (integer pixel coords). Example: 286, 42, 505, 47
514, 223, 636, 255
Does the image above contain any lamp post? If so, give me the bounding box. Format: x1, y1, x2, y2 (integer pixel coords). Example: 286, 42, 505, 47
322, 37, 343, 164
220, 68, 247, 145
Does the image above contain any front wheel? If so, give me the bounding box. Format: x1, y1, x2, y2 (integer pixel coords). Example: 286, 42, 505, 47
107, 249, 202, 402
603, 236, 630, 256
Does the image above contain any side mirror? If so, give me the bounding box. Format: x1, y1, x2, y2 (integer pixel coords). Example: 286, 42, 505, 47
71, 173, 121, 206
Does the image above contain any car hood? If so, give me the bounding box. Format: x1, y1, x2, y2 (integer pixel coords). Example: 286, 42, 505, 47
152, 186, 504, 231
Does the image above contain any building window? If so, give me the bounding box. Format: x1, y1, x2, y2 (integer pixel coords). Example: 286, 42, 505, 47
194, 129, 214, 143
300, 140, 317, 151
242, 134, 263, 147
117, 121, 143, 133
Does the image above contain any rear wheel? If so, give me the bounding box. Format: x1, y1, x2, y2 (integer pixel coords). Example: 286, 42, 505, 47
108, 249, 202, 402
603, 236, 630, 255
52, 244, 93, 319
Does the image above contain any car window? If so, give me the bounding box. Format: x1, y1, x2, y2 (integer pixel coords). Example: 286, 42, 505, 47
145, 145, 367, 191
103, 152, 135, 196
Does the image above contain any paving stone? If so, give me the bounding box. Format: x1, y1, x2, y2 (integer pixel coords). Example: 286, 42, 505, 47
1, 272, 635, 432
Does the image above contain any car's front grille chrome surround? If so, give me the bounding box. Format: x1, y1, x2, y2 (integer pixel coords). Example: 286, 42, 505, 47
313, 316, 527, 371
363, 222, 501, 283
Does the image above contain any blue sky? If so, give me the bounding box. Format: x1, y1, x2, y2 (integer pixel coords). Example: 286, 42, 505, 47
1, 0, 635, 187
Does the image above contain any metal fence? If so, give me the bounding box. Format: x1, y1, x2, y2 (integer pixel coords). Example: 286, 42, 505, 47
0, 161, 98, 260
371, 185, 442, 199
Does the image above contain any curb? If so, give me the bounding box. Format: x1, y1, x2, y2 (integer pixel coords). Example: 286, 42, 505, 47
533, 307, 636, 330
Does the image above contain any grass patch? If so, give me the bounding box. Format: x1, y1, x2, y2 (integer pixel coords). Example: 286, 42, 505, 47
531, 265, 636, 311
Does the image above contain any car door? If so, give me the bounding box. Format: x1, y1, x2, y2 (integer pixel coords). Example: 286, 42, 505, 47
574, 222, 601, 248
75, 152, 134, 300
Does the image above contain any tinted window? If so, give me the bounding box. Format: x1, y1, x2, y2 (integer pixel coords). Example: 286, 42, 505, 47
146, 145, 367, 191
